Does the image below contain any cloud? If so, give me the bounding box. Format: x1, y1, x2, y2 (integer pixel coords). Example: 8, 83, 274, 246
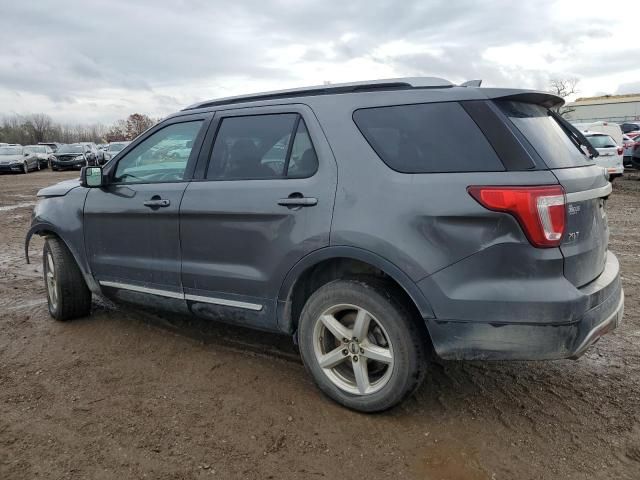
0, 0, 636, 123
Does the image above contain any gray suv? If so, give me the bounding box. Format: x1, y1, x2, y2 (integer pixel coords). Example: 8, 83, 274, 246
25, 78, 624, 412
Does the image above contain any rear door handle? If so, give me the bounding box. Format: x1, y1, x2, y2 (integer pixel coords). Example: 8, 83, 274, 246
278, 197, 318, 207
143, 199, 171, 208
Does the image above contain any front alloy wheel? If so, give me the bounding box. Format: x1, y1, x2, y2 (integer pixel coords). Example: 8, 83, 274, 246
23, 162, 28, 174
43, 237, 91, 321
45, 250, 58, 311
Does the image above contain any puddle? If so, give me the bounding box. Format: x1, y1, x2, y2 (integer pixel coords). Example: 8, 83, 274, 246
413, 441, 490, 480
0, 201, 36, 212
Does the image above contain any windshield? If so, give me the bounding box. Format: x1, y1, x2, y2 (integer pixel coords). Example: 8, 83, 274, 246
496, 101, 593, 168
108, 143, 127, 152
57, 144, 84, 154
25, 146, 46, 153
584, 135, 617, 149
0, 147, 22, 155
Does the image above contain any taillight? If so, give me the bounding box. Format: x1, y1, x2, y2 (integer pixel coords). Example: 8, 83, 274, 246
617, 147, 623, 155
468, 185, 566, 248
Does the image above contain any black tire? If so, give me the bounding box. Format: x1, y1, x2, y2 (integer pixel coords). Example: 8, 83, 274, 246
43, 237, 91, 321
297, 279, 427, 412
22, 162, 29, 174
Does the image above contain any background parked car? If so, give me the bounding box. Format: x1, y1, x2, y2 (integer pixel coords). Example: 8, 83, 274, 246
82, 143, 102, 165
51, 143, 95, 170
38, 142, 63, 153
620, 122, 640, 134
573, 121, 623, 146
582, 132, 624, 178
622, 134, 637, 167
0, 145, 40, 173
24, 145, 56, 169
102, 141, 131, 164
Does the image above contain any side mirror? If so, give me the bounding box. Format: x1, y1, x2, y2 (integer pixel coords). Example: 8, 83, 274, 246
24, 152, 29, 157
80, 166, 104, 188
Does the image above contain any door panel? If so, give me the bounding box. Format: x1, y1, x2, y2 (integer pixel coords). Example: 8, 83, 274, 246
84, 115, 209, 305
85, 182, 188, 292
180, 106, 337, 330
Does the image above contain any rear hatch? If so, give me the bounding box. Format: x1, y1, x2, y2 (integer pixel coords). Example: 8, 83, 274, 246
496, 100, 610, 287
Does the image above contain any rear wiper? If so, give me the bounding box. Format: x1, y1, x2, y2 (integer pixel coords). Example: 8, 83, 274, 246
548, 110, 599, 159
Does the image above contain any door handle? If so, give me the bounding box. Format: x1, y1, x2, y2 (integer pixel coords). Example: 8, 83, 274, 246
278, 196, 318, 207
143, 199, 170, 208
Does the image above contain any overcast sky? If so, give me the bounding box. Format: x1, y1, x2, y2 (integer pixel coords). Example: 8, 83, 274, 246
0, 0, 637, 124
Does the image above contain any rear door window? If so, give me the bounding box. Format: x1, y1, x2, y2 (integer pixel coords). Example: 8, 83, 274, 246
496, 101, 592, 168
353, 102, 505, 173
206, 114, 318, 180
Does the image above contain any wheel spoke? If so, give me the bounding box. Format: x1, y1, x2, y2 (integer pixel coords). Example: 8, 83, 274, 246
361, 343, 393, 364
319, 346, 348, 369
320, 314, 351, 341
352, 359, 370, 394
352, 308, 371, 340
47, 254, 55, 276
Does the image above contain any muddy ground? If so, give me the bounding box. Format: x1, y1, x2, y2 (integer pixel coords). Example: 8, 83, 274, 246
0, 169, 639, 480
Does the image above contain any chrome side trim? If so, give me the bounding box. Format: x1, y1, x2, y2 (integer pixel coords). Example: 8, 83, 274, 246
566, 183, 612, 203
98, 280, 263, 311
99, 281, 184, 299
185, 294, 263, 311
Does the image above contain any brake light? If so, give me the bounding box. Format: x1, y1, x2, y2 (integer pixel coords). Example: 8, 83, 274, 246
468, 185, 566, 248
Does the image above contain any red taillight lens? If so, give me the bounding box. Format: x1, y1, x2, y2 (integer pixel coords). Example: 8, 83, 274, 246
468, 185, 566, 248
617, 147, 624, 155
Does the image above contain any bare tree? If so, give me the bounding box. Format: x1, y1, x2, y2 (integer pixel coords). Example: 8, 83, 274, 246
105, 119, 128, 142
548, 78, 579, 117
0, 112, 158, 145
25, 113, 54, 143
125, 113, 154, 140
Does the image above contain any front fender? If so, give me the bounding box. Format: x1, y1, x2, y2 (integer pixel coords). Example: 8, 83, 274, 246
25, 188, 100, 294
25, 222, 101, 294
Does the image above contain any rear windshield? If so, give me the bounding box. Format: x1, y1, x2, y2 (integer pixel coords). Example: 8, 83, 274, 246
353, 102, 504, 173
584, 134, 617, 148
497, 101, 592, 168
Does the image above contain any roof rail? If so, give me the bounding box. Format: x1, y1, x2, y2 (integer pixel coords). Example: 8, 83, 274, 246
183, 77, 453, 111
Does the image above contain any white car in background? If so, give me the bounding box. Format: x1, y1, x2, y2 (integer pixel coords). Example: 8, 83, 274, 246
573, 121, 623, 147
582, 131, 624, 179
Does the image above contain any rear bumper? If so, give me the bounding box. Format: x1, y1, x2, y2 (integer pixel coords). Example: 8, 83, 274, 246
424, 251, 623, 360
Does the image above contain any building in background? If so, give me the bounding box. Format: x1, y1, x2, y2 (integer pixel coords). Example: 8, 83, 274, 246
564, 94, 640, 123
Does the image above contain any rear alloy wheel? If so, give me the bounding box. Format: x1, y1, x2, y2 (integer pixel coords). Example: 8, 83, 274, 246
43, 237, 91, 321
298, 279, 427, 412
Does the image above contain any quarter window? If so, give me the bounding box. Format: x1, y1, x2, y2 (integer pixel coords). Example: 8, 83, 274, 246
207, 114, 318, 180
113, 121, 203, 184
353, 102, 504, 173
